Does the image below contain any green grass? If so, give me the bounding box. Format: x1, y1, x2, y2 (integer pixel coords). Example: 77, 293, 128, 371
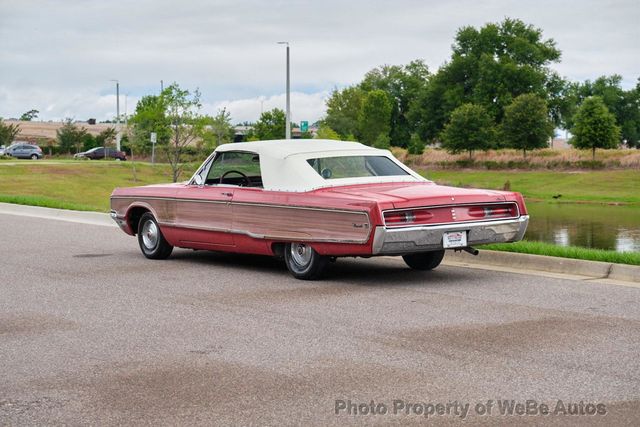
0, 161, 198, 212
484, 240, 640, 265
0, 194, 96, 211
420, 169, 640, 204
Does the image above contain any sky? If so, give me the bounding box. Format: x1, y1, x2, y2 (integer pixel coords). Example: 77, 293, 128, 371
0, 0, 638, 125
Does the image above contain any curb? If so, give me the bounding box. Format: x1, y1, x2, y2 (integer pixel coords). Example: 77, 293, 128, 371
445, 250, 640, 283
1, 202, 638, 283
0, 202, 114, 227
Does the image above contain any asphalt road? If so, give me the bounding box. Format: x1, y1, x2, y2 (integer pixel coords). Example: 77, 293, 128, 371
1, 214, 639, 426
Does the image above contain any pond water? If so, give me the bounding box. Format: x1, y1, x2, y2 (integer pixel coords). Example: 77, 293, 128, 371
524, 202, 640, 252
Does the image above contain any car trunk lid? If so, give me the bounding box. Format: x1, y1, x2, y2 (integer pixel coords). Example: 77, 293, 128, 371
319, 181, 509, 208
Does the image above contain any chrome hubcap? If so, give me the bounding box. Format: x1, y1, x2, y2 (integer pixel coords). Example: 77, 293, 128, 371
290, 243, 312, 266
141, 220, 158, 249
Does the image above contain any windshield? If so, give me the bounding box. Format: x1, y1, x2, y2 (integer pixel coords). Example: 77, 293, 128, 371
306, 155, 409, 180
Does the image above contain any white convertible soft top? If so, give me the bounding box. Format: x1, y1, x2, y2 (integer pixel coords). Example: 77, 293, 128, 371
211, 139, 425, 192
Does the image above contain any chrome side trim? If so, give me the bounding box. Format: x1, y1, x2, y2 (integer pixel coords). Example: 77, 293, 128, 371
372, 215, 529, 255
111, 195, 368, 216
158, 221, 369, 244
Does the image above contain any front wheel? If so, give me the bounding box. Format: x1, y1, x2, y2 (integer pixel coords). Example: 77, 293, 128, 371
284, 243, 329, 280
402, 250, 445, 271
137, 212, 173, 259
31, 154, 39, 160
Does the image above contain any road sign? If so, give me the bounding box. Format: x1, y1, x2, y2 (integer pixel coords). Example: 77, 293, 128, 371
300, 121, 308, 132
150, 132, 157, 164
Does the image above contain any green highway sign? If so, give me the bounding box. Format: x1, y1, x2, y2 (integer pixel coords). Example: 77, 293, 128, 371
300, 121, 308, 132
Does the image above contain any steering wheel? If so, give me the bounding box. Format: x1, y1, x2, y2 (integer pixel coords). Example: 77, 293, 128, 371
220, 170, 251, 187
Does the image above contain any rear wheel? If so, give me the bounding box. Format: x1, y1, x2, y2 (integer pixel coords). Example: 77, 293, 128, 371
402, 250, 445, 271
284, 242, 329, 280
137, 212, 173, 259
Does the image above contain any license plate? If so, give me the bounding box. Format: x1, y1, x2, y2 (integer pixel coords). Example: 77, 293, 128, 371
443, 231, 467, 248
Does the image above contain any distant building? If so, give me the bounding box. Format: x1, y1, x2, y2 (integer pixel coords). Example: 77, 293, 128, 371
550, 138, 571, 150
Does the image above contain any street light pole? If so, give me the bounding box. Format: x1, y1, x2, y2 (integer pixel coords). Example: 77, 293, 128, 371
277, 41, 291, 139
110, 79, 121, 151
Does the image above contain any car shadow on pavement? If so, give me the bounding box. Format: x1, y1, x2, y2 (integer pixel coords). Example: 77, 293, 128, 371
323, 258, 470, 287
169, 249, 285, 272
167, 249, 469, 287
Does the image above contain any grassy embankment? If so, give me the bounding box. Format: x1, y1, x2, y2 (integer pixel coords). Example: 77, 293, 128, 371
483, 241, 640, 266
420, 169, 640, 204
0, 161, 198, 212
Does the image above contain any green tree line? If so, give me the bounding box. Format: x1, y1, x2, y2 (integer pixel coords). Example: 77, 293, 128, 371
321, 18, 639, 158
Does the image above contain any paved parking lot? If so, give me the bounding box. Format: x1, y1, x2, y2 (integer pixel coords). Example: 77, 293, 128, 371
1, 214, 639, 425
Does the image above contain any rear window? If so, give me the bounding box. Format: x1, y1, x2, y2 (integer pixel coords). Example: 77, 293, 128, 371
306, 155, 409, 179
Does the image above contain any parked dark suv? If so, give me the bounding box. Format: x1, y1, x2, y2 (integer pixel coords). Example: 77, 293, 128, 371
4, 143, 43, 159
75, 147, 127, 161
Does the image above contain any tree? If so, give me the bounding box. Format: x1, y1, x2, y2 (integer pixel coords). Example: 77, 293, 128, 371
501, 94, 554, 158
96, 128, 116, 151
565, 75, 640, 147
252, 108, 287, 140
81, 133, 95, 153
201, 108, 235, 150
358, 90, 392, 146
570, 96, 621, 160
0, 119, 20, 147
315, 125, 341, 140
440, 104, 495, 159
323, 86, 365, 140
129, 94, 171, 154
360, 60, 430, 147
323, 60, 430, 147
410, 18, 562, 142
545, 73, 574, 129
407, 133, 426, 154
162, 83, 205, 182
56, 119, 88, 154
20, 109, 39, 121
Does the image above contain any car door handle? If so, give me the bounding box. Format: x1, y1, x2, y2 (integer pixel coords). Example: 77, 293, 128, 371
221, 192, 233, 197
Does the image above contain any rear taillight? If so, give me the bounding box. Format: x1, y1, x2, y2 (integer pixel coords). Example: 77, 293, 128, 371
385, 211, 415, 224
468, 205, 517, 219
384, 209, 435, 225
384, 203, 518, 226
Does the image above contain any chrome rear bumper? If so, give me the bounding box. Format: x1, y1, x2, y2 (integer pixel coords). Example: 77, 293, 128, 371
371, 215, 529, 255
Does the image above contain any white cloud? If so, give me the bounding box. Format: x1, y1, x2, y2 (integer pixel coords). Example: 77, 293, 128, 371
0, 86, 140, 122
204, 91, 330, 124
1, 0, 638, 122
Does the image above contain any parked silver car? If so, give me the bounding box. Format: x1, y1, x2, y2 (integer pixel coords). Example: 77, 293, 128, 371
4, 143, 43, 159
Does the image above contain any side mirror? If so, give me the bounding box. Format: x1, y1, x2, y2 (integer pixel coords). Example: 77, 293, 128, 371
194, 175, 204, 186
